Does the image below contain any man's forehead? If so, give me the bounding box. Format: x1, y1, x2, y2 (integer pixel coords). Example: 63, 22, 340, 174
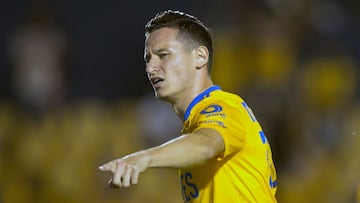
145, 27, 178, 45
144, 28, 181, 52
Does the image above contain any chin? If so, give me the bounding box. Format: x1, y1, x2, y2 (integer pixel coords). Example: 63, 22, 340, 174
153, 90, 162, 99
154, 92, 165, 100
154, 90, 171, 102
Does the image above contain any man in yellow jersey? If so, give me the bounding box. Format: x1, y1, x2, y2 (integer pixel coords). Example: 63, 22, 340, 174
99, 10, 277, 202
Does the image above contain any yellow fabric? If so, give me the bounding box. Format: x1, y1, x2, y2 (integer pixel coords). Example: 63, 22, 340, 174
180, 86, 277, 202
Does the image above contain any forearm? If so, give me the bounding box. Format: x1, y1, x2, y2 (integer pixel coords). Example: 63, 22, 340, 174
144, 128, 224, 169
98, 128, 224, 188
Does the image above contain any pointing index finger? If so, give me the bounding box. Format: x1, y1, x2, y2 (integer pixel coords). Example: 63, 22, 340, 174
98, 161, 115, 172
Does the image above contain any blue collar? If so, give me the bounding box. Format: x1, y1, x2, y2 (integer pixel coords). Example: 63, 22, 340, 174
183, 85, 221, 121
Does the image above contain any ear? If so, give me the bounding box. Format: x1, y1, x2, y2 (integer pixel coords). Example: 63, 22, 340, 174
195, 46, 209, 69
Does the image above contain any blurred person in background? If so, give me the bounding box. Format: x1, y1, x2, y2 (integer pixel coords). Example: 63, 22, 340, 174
99, 10, 277, 202
7, 3, 69, 117
136, 93, 182, 147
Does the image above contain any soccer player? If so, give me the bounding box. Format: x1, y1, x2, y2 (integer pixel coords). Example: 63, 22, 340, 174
99, 10, 277, 202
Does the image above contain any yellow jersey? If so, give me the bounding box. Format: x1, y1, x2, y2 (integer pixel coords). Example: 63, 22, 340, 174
180, 86, 277, 203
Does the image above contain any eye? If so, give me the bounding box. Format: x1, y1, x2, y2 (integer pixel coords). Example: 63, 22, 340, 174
158, 53, 169, 59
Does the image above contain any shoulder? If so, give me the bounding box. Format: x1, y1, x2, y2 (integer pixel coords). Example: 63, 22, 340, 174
193, 90, 244, 117
206, 90, 244, 107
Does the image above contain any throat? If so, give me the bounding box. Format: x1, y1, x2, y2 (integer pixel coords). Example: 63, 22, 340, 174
170, 93, 195, 121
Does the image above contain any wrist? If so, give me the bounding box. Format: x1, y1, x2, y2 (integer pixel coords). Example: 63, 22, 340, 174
134, 150, 153, 170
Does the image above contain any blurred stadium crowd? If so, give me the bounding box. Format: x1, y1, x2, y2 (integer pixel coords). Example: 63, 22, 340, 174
0, 0, 359, 202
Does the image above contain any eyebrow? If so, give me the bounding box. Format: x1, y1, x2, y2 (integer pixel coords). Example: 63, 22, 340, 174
153, 48, 170, 53
144, 47, 171, 62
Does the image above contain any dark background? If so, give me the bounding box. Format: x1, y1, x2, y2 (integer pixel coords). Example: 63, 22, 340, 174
0, 0, 359, 202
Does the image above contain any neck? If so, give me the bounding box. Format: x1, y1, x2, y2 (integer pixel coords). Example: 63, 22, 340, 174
171, 78, 213, 120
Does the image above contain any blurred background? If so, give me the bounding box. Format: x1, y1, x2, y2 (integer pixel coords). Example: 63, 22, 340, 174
0, 0, 359, 202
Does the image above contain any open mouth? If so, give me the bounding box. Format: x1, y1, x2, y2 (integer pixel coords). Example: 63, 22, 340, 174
151, 77, 164, 88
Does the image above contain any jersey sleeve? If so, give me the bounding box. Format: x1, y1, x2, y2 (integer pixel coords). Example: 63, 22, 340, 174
192, 100, 247, 160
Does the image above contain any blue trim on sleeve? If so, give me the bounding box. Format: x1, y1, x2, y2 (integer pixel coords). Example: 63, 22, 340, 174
183, 85, 221, 121
260, 131, 267, 144
270, 176, 277, 188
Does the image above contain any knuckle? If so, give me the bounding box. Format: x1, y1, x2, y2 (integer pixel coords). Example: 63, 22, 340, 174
109, 179, 120, 188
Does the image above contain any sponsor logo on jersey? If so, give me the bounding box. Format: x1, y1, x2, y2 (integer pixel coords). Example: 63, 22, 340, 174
200, 104, 223, 114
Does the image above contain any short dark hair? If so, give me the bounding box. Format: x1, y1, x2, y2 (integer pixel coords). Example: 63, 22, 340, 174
145, 10, 213, 72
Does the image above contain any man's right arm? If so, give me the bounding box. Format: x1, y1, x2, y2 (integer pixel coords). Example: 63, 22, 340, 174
99, 128, 224, 188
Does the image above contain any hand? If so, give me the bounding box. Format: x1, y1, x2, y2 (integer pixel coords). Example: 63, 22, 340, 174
98, 152, 149, 188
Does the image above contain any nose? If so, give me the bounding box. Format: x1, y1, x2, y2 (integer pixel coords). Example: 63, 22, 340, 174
145, 59, 159, 75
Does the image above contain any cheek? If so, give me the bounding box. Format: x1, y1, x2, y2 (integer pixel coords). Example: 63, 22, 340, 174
170, 55, 194, 74
168, 64, 191, 83
164, 54, 195, 85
